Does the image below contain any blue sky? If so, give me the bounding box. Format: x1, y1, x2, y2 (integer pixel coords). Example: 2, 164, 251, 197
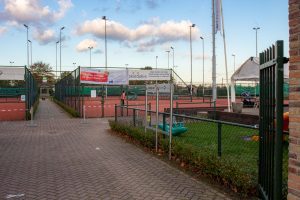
0, 0, 288, 84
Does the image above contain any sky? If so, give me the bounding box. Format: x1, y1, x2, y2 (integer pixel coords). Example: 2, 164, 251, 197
0, 0, 289, 84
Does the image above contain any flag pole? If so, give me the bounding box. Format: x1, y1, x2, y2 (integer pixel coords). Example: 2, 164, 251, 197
212, 0, 217, 115
220, 0, 231, 112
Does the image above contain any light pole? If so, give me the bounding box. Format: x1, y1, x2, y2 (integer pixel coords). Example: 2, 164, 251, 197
56, 41, 59, 79
125, 64, 128, 68
28, 39, 32, 66
73, 62, 76, 68
170, 46, 174, 75
9, 61, 14, 66
253, 27, 260, 57
166, 50, 170, 69
102, 16, 107, 70
60, 26, 65, 78
156, 56, 158, 69
102, 16, 108, 98
24, 24, 29, 67
232, 54, 236, 72
88, 46, 93, 67
200, 36, 204, 98
189, 24, 196, 101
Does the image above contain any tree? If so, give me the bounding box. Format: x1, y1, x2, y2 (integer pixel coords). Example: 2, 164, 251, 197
60, 71, 71, 79
30, 61, 55, 86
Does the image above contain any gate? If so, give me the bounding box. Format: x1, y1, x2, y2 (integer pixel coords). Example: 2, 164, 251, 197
258, 40, 288, 199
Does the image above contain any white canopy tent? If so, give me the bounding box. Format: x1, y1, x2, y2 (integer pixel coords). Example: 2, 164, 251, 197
231, 57, 289, 102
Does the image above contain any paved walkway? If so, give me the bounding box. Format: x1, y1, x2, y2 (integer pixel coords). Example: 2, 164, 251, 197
0, 99, 233, 199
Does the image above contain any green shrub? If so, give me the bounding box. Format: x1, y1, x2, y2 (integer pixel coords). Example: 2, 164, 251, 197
109, 120, 157, 149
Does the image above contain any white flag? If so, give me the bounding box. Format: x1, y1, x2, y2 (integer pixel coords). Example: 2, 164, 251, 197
215, 0, 221, 34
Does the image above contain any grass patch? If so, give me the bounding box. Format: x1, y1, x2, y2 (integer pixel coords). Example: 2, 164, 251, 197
173, 121, 288, 197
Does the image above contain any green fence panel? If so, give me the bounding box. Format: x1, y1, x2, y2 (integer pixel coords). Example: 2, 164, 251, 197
258, 40, 287, 200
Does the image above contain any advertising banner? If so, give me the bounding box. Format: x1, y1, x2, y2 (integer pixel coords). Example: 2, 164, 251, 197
128, 69, 171, 81
0, 67, 24, 80
80, 68, 128, 85
80, 68, 108, 84
107, 70, 128, 85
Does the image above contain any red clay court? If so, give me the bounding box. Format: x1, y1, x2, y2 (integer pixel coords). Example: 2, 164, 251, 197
82, 96, 237, 118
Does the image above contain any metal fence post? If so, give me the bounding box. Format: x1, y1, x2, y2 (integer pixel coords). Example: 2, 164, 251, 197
82, 105, 87, 124
115, 104, 117, 122
101, 86, 104, 118
258, 41, 285, 200
126, 100, 128, 116
274, 41, 284, 200
218, 122, 222, 157
149, 103, 152, 126
27, 106, 37, 127
163, 113, 166, 131
133, 108, 136, 127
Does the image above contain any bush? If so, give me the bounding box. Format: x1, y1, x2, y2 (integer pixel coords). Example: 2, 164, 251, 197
109, 120, 257, 197
109, 120, 157, 149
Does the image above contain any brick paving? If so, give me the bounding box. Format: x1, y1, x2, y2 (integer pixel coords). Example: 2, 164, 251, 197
0, 99, 234, 199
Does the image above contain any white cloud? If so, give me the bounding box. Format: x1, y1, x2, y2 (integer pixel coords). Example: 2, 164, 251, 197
0, 26, 8, 35
76, 39, 98, 52
76, 18, 131, 41
53, 0, 73, 21
33, 29, 55, 44
1, 0, 72, 24
76, 18, 200, 52
0, 0, 73, 45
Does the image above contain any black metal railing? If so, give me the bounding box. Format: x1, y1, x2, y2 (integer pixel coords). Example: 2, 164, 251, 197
114, 105, 288, 197
258, 41, 288, 200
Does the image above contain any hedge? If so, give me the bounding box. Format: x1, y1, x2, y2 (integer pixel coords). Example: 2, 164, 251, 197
109, 120, 258, 197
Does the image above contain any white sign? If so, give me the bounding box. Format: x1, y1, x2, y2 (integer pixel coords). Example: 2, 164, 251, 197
42, 77, 47, 83
107, 70, 129, 85
0, 67, 24, 80
146, 84, 172, 94
21, 95, 26, 101
91, 90, 96, 98
128, 69, 171, 81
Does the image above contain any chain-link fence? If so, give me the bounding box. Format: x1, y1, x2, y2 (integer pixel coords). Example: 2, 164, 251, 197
25, 67, 38, 112
0, 66, 38, 120
54, 67, 83, 116
113, 105, 288, 197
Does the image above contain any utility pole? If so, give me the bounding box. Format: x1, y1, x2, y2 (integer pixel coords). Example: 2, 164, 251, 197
170, 47, 174, 78
253, 27, 260, 57
60, 26, 65, 78
24, 24, 29, 67
56, 41, 59, 79
189, 24, 196, 101
166, 50, 170, 69
88, 46, 93, 67
28, 40, 32, 66
102, 16, 108, 98
232, 54, 236, 72
200, 37, 205, 97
